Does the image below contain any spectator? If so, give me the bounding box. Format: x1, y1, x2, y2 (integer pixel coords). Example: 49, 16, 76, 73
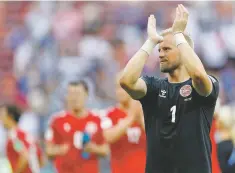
216, 105, 235, 173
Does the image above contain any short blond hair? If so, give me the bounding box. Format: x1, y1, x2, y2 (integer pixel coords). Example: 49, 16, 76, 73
160, 28, 194, 49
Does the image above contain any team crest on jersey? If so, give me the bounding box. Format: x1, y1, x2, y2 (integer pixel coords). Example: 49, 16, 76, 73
63, 123, 71, 132
85, 122, 97, 135
180, 85, 192, 97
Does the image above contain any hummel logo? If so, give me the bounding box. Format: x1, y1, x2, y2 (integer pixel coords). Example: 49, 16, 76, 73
159, 90, 166, 98
184, 97, 192, 101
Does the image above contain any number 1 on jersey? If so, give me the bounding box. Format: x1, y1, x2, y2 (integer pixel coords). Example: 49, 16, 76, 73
170, 105, 176, 123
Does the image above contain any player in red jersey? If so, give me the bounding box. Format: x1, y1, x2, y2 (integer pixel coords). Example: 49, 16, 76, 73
210, 118, 221, 173
0, 104, 44, 173
101, 77, 146, 173
44, 80, 109, 173
210, 99, 221, 173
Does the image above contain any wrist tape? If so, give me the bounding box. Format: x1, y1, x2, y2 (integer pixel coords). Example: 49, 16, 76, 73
140, 39, 156, 56
174, 33, 188, 47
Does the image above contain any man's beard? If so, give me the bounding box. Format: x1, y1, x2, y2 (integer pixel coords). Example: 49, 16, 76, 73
73, 108, 80, 114
160, 63, 179, 73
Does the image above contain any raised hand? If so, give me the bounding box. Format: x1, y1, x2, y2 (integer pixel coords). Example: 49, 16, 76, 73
147, 14, 163, 44
83, 142, 95, 153
59, 143, 70, 155
172, 4, 189, 34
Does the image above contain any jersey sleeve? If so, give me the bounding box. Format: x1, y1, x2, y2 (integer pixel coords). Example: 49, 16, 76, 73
9, 131, 27, 154
44, 119, 58, 144
206, 75, 220, 102
194, 75, 219, 105
100, 108, 126, 130
138, 76, 160, 102
12, 138, 26, 154
100, 109, 116, 130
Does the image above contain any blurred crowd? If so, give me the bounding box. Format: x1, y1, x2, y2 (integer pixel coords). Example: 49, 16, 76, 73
0, 1, 235, 173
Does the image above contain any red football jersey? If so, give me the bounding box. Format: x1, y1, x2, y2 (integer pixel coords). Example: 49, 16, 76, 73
210, 119, 221, 173
45, 111, 104, 173
6, 128, 42, 173
101, 107, 146, 173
